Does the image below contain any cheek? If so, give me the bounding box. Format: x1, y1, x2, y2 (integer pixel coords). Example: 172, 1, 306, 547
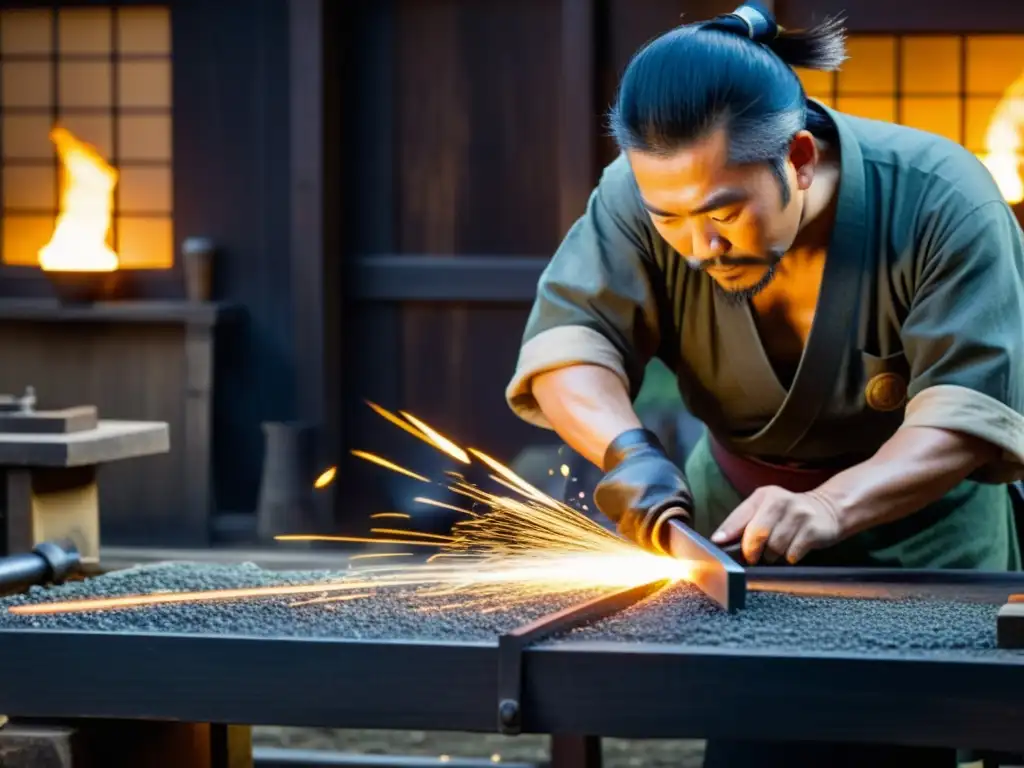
650, 218, 692, 252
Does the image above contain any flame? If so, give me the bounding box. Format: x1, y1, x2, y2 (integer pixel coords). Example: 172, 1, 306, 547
11, 403, 696, 616
980, 74, 1024, 205
38, 127, 119, 272
314, 466, 336, 489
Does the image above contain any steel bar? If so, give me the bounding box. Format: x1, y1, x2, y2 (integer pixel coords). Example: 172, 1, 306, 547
496, 580, 668, 734
665, 519, 746, 612
0, 630, 1021, 751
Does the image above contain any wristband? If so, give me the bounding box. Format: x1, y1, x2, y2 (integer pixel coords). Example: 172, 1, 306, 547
602, 428, 667, 472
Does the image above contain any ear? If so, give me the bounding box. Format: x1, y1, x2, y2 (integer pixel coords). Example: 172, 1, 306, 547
788, 130, 819, 191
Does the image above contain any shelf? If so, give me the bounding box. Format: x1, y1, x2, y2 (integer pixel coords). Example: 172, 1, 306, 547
0, 299, 244, 326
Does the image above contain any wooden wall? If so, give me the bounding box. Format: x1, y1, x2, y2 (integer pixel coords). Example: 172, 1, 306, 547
331, 0, 741, 528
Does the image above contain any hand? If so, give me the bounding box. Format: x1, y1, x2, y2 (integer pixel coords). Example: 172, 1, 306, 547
592, 428, 694, 553
710, 486, 842, 565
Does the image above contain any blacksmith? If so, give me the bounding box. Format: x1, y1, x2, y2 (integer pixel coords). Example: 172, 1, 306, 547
505, 4, 1024, 765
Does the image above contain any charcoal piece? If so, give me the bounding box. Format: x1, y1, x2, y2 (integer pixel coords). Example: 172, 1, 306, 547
0, 562, 600, 641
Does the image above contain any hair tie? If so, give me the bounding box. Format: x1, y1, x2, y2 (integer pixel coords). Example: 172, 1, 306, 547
708, 2, 780, 43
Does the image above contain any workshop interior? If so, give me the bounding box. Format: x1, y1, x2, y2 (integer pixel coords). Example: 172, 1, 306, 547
2, 0, 1024, 766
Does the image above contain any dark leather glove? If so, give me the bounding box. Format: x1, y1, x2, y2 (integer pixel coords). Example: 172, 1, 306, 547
592, 428, 694, 554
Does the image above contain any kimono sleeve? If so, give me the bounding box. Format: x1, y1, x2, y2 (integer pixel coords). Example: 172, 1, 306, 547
900, 198, 1024, 482
505, 157, 666, 430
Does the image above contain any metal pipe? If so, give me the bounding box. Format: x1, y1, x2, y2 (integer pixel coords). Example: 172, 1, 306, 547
0, 540, 81, 594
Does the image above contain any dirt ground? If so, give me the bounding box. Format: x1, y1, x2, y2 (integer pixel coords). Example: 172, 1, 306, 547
253, 728, 706, 768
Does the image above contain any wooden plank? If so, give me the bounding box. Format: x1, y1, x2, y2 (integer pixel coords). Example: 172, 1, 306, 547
290, 0, 327, 432
0, 300, 237, 326
0, 421, 169, 467
559, 0, 597, 235
393, 0, 562, 255
0, 406, 98, 435
184, 325, 214, 544
777, 0, 1024, 33
352, 255, 548, 302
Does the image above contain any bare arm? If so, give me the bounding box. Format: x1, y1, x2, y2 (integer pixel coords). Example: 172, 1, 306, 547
532, 364, 644, 470
817, 425, 999, 538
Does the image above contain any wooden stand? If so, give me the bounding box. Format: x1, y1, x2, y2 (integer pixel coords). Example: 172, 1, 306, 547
0, 420, 169, 563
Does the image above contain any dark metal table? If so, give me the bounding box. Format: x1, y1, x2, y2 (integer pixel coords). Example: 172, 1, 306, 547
0, 567, 1022, 766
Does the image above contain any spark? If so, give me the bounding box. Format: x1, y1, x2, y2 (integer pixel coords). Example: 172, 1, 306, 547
350, 450, 431, 483
289, 593, 374, 608
314, 466, 336, 488
400, 411, 471, 464
414, 497, 477, 517
347, 552, 414, 561
12, 403, 695, 616
369, 512, 411, 520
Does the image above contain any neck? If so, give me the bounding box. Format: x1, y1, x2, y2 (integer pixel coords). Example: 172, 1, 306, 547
791, 142, 841, 252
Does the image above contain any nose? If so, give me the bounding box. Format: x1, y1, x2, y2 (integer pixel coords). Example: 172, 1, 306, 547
691, 222, 729, 263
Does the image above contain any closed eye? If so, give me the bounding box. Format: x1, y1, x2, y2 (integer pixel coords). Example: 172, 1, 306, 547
710, 210, 740, 224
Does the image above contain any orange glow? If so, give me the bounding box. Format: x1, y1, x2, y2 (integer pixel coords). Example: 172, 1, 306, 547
980, 74, 1024, 204
38, 127, 119, 272
314, 467, 336, 489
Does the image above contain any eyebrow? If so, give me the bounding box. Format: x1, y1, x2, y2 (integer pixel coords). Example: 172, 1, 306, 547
641, 188, 750, 218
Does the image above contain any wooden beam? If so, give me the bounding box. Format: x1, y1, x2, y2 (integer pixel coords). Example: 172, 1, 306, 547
559, 0, 598, 236
351, 254, 548, 302
776, 0, 1024, 32
289, 0, 327, 430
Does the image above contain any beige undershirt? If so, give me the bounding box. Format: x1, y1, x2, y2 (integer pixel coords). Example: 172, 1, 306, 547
505, 324, 1024, 483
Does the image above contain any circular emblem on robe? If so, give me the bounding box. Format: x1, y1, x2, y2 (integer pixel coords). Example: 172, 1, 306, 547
865, 372, 907, 412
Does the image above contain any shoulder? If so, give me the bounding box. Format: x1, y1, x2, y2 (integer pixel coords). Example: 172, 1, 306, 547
856, 117, 1005, 213
851, 117, 1020, 267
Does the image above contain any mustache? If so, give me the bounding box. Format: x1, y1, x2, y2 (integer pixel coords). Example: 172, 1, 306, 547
685, 248, 785, 271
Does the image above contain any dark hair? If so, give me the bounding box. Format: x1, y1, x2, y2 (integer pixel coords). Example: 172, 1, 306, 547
608, 2, 846, 204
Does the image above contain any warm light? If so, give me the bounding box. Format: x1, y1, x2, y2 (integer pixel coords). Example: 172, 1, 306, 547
38, 127, 119, 272
314, 466, 336, 489
980, 73, 1024, 205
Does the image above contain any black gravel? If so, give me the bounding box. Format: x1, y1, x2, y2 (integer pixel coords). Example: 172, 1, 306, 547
1, 564, 1019, 658
0, 562, 598, 641
558, 581, 1020, 657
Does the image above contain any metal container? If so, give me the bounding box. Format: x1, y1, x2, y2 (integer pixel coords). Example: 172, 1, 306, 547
255, 421, 319, 542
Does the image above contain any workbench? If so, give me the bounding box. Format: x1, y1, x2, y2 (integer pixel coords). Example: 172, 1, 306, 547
0, 564, 1021, 767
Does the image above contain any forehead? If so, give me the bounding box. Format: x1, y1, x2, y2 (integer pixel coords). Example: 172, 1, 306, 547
627, 127, 734, 208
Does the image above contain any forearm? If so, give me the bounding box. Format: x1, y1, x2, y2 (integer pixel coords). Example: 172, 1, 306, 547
531, 364, 643, 469
814, 425, 1001, 538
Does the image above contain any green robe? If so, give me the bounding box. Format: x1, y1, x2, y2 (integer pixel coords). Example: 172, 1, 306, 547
506, 102, 1024, 571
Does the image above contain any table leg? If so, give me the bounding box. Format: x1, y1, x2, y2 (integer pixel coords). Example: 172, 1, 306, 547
550, 735, 601, 768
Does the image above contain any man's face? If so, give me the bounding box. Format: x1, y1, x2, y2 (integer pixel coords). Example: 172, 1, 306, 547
627, 127, 817, 301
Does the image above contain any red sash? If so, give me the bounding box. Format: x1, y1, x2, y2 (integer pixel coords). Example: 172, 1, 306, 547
707, 433, 847, 498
